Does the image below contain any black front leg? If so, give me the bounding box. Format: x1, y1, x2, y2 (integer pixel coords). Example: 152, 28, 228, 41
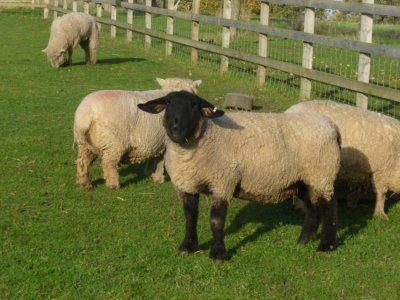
209, 199, 229, 261
177, 192, 199, 254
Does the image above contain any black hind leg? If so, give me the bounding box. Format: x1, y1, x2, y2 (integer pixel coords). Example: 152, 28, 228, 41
297, 186, 320, 244
209, 199, 229, 261
297, 201, 320, 245
317, 196, 337, 252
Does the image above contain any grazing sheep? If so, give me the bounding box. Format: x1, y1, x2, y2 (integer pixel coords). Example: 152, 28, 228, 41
42, 12, 98, 68
138, 91, 341, 260
286, 100, 400, 219
74, 78, 202, 189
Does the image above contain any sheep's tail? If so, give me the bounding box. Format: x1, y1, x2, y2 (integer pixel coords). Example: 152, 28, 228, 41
333, 123, 342, 149
322, 116, 341, 150
73, 109, 93, 150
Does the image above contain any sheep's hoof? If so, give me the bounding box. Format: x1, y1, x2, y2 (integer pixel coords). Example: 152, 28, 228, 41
297, 233, 316, 245
106, 182, 120, 189
77, 179, 94, 190
316, 243, 335, 252
210, 257, 226, 263
209, 247, 226, 261
177, 241, 198, 254
82, 183, 94, 190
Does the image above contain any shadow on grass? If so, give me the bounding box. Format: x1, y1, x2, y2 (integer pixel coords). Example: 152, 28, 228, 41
118, 163, 148, 188
198, 192, 400, 260
197, 200, 305, 256
96, 57, 146, 65
91, 162, 150, 189
73, 57, 146, 66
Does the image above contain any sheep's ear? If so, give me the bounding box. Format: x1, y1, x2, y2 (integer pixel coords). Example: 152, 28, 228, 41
201, 106, 224, 119
42, 48, 47, 53
156, 78, 166, 88
193, 80, 202, 89
197, 96, 224, 119
138, 97, 167, 114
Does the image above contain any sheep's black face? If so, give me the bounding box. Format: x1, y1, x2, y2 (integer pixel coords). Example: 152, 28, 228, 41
138, 91, 224, 145
164, 95, 203, 144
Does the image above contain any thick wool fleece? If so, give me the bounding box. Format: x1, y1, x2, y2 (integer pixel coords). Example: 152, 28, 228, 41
165, 111, 341, 205
286, 100, 400, 218
74, 78, 201, 189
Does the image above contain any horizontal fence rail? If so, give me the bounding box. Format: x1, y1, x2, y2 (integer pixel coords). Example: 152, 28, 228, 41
0, 1, 46, 7
259, 0, 400, 18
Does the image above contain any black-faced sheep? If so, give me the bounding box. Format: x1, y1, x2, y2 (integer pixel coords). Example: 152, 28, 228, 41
74, 78, 202, 189
42, 12, 98, 68
286, 100, 400, 219
138, 91, 341, 260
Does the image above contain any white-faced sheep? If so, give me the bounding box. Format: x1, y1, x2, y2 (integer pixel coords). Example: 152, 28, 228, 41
286, 100, 400, 219
74, 78, 202, 189
138, 91, 341, 260
42, 12, 98, 68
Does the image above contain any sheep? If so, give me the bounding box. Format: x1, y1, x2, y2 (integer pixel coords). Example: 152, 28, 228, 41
74, 78, 202, 190
286, 100, 400, 219
42, 12, 98, 68
138, 91, 341, 260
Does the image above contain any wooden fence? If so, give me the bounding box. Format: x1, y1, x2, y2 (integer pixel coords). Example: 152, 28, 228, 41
38, 0, 400, 106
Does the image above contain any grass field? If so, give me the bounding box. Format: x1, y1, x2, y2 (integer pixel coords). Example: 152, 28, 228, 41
1, 12, 400, 298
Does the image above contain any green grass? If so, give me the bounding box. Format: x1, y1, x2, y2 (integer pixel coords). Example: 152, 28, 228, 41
1, 12, 400, 298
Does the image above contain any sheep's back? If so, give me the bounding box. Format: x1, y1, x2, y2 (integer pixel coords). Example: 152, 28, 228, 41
49, 13, 95, 50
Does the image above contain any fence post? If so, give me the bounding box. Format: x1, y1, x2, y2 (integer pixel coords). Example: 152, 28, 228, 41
73, 0, 77, 12
63, 0, 67, 9
221, 0, 231, 73
299, 7, 315, 101
257, 1, 269, 86
43, 0, 49, 18
145, 0, 152, 49
356, 0, 374, 109
96, 2, 102, 31
53, 0, 58, 18
111, 0, 119, 38
191, 0, 200, 64
127, 0, 134, 41
84, 0, 89, 14
165, 0, 174, 56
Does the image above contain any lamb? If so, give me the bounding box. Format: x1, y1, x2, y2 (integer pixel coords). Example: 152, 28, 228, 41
74, 78, 202, 189
286, 100, 400, 219
42, 12, 98, 68
138, 91, 341, 260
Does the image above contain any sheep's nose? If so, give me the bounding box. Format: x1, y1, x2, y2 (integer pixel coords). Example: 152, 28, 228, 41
171, 125, 180, 134
171, 118, 180, 133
